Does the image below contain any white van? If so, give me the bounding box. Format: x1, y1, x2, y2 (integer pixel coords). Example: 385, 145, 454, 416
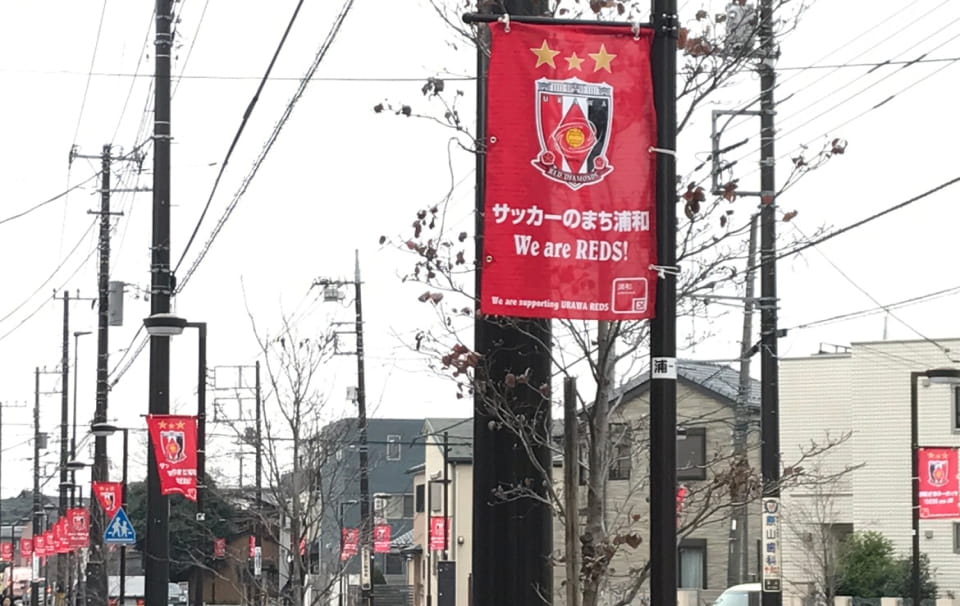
713, 583, 761, 606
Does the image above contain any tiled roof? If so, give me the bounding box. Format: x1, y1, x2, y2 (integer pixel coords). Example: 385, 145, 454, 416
423, 418, 473, 460
616, 359, 760, 408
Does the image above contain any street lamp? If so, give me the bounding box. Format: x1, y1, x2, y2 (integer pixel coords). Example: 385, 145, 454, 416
89, 423, 129, 606
143, 314, 206, 606
910, 367, 960, 606
338, 500, 359, 606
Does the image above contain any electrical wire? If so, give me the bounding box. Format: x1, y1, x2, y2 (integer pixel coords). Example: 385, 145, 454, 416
174, 0, 358, 292
0, 172, 101, 226
777, 175, 960, 261
172, 0, 210, 98
0, 68, 475, 83
70, 0, 110, 150
173, 0, 309, 273
785, 284, 960, 332
111, 9, 155, 144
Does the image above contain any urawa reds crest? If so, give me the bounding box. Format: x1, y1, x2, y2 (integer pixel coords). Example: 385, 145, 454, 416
160, 430, 186, 463
532, 77, 614, 190
929, 459, 949, 487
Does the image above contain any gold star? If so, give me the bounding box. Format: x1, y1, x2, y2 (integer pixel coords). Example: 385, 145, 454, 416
564, 52, 585, 71
158, 421, 167, 429
177, 421, 186, 429
530, 40, 560, 68
588, 44, 617, 73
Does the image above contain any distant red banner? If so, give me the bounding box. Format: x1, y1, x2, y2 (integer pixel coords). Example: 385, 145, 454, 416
341, 528, 359, 561
20, 538, 32, 558
249, 535, 256, 558
93, 482, 123, 518
918, 447, 960, 519
54, 520, 67, 554
429, 517, 448, 552
480, 22, 658, 320
68, 508, 90, 549
213, 538, 226, 559
373, 524, 391, 554
34, 535, 45, 558
44, 531, 53, 556
146, 414, 198, 502
0, 543, 12, 561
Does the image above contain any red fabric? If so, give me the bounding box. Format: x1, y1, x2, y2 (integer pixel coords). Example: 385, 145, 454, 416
340, 528, 359, 561
373, 524, 391, 554
213, 538, 226, 559
0, 543, 12, 561
918, 447, 960, 519
68, 508, 90, 549
429, 517, 448, 552
480, 22, 658, 320
92, 482, 123, 518
44, 531, 53, 557
249, 535, 256, 558
146, 415, 198, 501
19, 538, 32, 558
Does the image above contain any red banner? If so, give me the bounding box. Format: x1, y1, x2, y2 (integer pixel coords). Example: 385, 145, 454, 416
68, 508, 90, 549
93, 482, 123, 518
20, 538, 32, 559
0, 543, 12, 562
56, 519, 70, 554
340, 528, 359, 561
918, 447, 960, 519
146, 414, 199, 502
299, 537, 306, 556
429, 516, 448, 552
34, 534, 45, 558
676, 485, 688, 529
373, 524, 392, 554
249, 535, 256, 558
479, 22, 657, 320
44, 531, 53, 556
213, 538, 226, 559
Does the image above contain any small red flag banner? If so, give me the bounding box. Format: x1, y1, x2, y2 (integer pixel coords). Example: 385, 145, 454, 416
0, 542, 12, 562
213, 538, 226, 559
429, 517, 448, 552
93, 482, 123, 518
249, 535, 256, 558
68, 508, 90, 549
20, 538, 33, 558
340, 528, 359, 561
146, 414, 199, 502
373, 524, 392, 554
479, 21, 658, 321
918, 447, 960, 519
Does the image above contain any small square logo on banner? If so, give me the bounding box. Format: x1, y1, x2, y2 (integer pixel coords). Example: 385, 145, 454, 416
612, 278, 648, 314
651, 357, 677, 379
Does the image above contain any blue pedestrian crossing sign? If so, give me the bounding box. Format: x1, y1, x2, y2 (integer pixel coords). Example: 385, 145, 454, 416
104, 508, 137, 545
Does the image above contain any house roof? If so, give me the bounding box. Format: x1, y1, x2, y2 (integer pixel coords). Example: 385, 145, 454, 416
423, 418, 473, 462
615, 359, 760, 408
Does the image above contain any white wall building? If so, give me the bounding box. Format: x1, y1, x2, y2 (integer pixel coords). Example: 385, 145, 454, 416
780, 338, 960, 600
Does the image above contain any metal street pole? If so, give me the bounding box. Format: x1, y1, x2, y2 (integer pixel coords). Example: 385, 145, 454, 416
146, 0, 174, 604
119, 428, 129, 606
71, 331, 91, 511
650, 0, 678, 606
910, 372, 921, 606
758, 0, 781, 602
57, 292, 70, 601
353, 251, 372, 606
254, 360, 263, 606
186, 323, 207, 606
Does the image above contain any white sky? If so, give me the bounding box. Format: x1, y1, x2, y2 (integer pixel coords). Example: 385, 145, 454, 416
1, 0, 959, 497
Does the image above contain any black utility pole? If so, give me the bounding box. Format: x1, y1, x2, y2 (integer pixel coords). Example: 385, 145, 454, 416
758, 0, 781, 602
470, 3, 553, 606
55, 291, 71, 601
119, 428, 129, 606
353, 251, 372, 606
649, 1, 678, 606
146, 0, 174, 604
32, 369, 42, 606
86, 143, 112, 606
70, 331, 91, 510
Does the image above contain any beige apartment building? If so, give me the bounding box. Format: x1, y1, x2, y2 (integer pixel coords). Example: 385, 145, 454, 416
403, 361, 762, 606
780, 338, 960, 602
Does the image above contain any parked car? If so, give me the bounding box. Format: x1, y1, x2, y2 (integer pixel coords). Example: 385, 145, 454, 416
713, 583, 761, 606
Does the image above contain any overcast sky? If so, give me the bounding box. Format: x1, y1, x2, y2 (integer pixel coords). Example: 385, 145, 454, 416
1, 0, 959, 497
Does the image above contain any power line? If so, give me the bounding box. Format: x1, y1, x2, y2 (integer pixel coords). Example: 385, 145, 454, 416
174, 0, 309, 273
172, 0, 210, 97
70, 0, 110, 149
0, 68, 474, 83
174, 0, 358, 293
0, 172, 101, 226
778, 56, 960, 71
786, 284, 960, 332
111, 9, 155, 144
778, 175, 960, 260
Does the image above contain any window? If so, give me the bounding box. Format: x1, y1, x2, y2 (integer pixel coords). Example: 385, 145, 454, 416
403, 494, 415, 518
678, 538, 707, 589
677, 427, 707, 481
387, 435, 402, 461
954, 523, 960, 553
385, 553, 404, 575
415, 484, 425, 513
954, 386, 960, 431
608, 423, 632, 481
429, 482, 444, 512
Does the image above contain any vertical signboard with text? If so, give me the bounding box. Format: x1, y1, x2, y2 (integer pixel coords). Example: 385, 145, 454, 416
761, 497, 782, 592
480, 22, 658, 321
